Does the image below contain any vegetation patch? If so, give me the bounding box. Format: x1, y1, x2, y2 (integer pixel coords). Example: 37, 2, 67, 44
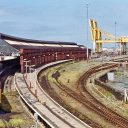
9, 118, 24, 127
0, 90, 35, 128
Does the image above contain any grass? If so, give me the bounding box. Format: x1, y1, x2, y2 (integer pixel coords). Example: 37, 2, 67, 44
9, 118, 24, 127
0, 90, 35, 128
43, 61, 115, 127
97, 86, 113, 97
58, 61, 100, 92
0, 119, 24, 128
39, 60, 128, 127
89, 78, 128, 119
115, 71, 123, 76
0, 120, 6, 127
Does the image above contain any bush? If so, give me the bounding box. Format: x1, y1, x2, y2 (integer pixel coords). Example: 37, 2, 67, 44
0, 119, 6, 127
9, 118, 24, 127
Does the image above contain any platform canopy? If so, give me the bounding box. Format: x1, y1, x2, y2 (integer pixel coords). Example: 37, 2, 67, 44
0, 33, 79, 51
0, 38, 18, 56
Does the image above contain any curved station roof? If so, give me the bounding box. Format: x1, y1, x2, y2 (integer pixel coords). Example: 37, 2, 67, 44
0, 33, 80, 51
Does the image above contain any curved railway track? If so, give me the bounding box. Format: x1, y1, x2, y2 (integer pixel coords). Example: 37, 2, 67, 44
41, 62, 128, 128
78, 63, 128, 128
4, 76, 13, 92
0, 65, 19, 92
40, 63, 102, 128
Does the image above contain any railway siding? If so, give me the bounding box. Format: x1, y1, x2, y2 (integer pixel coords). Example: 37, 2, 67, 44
78, 63, 128, 128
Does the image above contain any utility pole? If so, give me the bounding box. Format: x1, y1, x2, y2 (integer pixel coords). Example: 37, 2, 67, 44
28, 65, 35, 88
86, 4, 89, 62
23, 59, 30, 79
31, 68, 37, 97
34, 112, 38, 128
115, 21, 117, 53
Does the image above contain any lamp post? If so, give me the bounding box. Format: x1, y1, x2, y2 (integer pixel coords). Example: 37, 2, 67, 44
33, 56, 36, 67
34, 68, 37, 97
86, 4, 89, 63
43, 54, 45, 63
124, 87, 128, 102
34, 113, 38, 128
23, 59, 30, 79
55, 52, 57, 61
28, 65, 35, 88
38, 56, 41, 64
31, 67, 37, 97
115, 21, 117, 54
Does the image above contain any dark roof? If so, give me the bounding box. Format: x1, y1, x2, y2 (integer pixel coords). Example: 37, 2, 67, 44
0, 33, 77, 45
0, 39, 18, 53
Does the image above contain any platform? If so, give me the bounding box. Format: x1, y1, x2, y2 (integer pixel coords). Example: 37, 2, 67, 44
0, 56, 17, 62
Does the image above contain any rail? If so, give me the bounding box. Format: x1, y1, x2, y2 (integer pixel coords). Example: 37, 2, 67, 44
36, 60, 91, 128
14, 74, 58, 128
78, 63, 128, 128
45, 62, 128, 127
15, 59, 90, 128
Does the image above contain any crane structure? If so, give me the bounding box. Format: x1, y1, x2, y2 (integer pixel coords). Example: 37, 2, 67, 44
89, 19, 128, 54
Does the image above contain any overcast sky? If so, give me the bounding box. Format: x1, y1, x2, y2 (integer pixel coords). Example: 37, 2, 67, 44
0, 0, 128, 48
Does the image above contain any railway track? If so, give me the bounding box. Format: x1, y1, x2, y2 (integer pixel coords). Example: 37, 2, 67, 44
39, 73, 90, 128
40, 64, 101, 128
4, 76, 14, 92
78, 63, 128, 128
0, 65, 18, 92
16, 60, 90, 128
42, 62, 128, 128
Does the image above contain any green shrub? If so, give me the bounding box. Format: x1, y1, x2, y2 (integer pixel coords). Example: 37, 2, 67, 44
0, 119, 6, 127
9, 118, 24, 127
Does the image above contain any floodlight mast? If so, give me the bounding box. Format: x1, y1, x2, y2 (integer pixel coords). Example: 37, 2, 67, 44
86, 4, 89, 62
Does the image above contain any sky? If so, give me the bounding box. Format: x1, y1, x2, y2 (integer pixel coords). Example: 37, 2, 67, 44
0, 0, 128, 48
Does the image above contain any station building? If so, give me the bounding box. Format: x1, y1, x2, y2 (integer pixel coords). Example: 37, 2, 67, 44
0, 33, 90, 73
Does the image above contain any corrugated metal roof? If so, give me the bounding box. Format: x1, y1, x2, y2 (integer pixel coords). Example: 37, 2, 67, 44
0, 39, 18, 54
0, 33, 77, 45
0, 33, 84, 51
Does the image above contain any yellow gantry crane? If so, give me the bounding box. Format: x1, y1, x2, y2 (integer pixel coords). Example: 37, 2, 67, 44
89, 19, 128, 54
